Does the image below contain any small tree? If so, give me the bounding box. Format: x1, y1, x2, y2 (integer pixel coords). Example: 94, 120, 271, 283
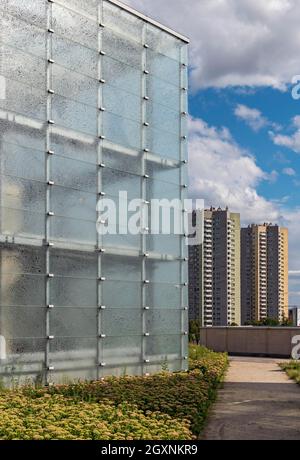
189, 320, 201, 344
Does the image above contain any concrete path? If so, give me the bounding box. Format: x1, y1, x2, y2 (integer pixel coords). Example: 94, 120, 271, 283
202, 357, 300, 440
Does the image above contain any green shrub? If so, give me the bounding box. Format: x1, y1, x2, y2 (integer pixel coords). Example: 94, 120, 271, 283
280, 361, 300, 384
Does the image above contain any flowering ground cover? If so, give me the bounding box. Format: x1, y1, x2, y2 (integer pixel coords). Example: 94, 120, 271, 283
0, 345, 228, 440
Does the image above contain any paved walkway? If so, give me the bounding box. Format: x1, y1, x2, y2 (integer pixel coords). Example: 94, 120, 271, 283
202, 357, 300, 440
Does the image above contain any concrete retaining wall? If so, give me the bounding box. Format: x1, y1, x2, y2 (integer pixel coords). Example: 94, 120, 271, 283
199, 327, 300, 358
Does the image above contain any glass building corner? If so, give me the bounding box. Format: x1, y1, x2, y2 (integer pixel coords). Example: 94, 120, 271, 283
0, 0, 189, 385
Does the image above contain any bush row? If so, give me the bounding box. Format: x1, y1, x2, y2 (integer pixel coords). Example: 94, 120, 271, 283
0, 346, 228, 440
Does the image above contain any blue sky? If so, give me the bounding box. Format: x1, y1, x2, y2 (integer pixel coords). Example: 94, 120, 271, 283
127, 0, 300, 304
190, 86, 300, 206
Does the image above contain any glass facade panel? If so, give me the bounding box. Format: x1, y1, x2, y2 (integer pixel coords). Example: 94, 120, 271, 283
103, 85, 141, 122
103, 111, 141, 150
102, 28, 142, 68
0, 10, 46, 58
0, 79, 46, 120
0, 0, 188, 385
0, 44, 46, 89
103, 336, 142, 365
0, 142, 45, 181
145, 283, 182, 308
52, 35, 98, 79
50, 308, 98, 338
102, 309, 142, 337
52, 3, 98, 49
0, 0, 47, 27
51, 64, 98, 107
102, 55, 141, 96
147, 49, 180, 86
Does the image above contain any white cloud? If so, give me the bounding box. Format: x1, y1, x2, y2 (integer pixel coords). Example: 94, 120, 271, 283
234, 104, 281, 132
186, 116, 300, 303
234, 104, 268, 131
282, 167, 296, 176
126, 0, 300, 90
188, 117, 280, 223
271, 116, 300, 153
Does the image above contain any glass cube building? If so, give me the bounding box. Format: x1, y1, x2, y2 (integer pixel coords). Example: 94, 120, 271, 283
0, 0, 189, 385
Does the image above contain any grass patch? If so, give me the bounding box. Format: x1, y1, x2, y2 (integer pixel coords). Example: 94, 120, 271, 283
280, 361, 300, 384
0, 345, 228, 440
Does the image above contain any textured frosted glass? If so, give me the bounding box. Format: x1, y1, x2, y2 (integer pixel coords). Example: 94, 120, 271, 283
56, 0, 98, 16
102, 55, 141, 96
103, 2, 143, 43
146, 234, 181, 257
51, 95, 97, 136
103, 232, 141, 251
146, 335, 181, 360
103, 111, 141, 150
102, 309, 142, 337
50, 216, 97, 245
103, 146, 143, 175
145, 158, 180, 184
0, 11, 46, 58
0, 142, 45, 182
50, 308, 97, 338
52, 35, 98, 79
0, 274, 45, 306
103, 168, 141, 199
147, 310, 181, 334
0, 307, 46, 339
102, 28, 142, 68
147, 76, 180, 112
147, 50, 180, 86
0, 0, 47, 27
102, 281, 141, 308
145, 283, 182, 308
146, 260, 181, 283
52, 64, 98, 107
146, 103, 180, 135
50, 156, 97, 193
146, 24, 182, 61
0, 44, 46, 89
146, 179, 181, 201
103, 336, 142, 365
50, 278, 97, 307
102, 254, 141, 282
0, 207, 45, 239
0, 0, 188, 383
144, 204, 183, 235
0, 79, 46, 120
50, 250, 98, 278
0, 244, 45, 275
50, 132, 98, 164
0, 119, 46, 152
146, 128, 180, 160
51, 186, 96, 222
52, 3, 98, 49
4, 338, 45, 355
0, 176, 46, 213
49, 337, 97, 374
103, 85, 141, 122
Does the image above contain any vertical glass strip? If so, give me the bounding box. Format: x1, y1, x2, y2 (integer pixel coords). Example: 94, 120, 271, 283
180, 45, 188, 371
141, 22, 148, 376
45, 0, 53, 385
97, 0, 104, 378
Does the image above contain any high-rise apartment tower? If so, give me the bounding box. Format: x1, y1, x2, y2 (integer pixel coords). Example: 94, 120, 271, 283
189, 207, 241, 326
241, 224, 288, 323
